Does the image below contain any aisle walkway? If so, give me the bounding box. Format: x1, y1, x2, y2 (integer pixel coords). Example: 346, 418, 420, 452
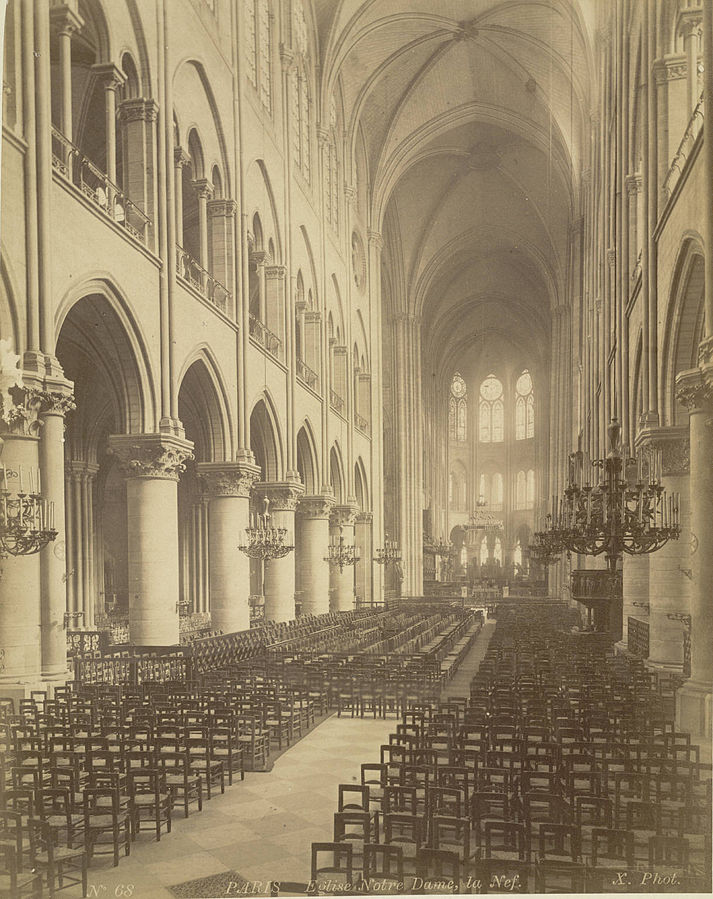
64, 622, 496, 899
441, 618, 495, 699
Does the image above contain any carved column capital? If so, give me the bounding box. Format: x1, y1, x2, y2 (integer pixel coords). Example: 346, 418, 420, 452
174, 147, 191, 169
355, 511, 373, 524
118, 98, 159, 125
257, 480, 305, 511
107, 434, 194, 481
50, 5, 85, 37
0, 385, 45, 438
192, 178, 214, 200
676, 368, 713, 413
197, 461, 261, 497
265, 264, 287, 281
297, 494, 336, 519
626, 172, 643, 196
207, 198, 238, 217
330, 504, 359, 528
68, 460, 100, 483
91, 62, 126, 92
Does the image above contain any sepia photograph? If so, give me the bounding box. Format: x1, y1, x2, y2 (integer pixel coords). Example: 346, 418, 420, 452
0, 0, 711, 895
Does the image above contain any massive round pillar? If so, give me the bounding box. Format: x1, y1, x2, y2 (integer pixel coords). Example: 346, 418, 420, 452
329, 504, 358, 613
296, 495, 334, 616
108, 434, 193, 646
197, 461, 260, 634
259, 481, 304, 623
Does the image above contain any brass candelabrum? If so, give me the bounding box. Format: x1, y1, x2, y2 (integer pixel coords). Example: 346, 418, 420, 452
530, 419, 680, 577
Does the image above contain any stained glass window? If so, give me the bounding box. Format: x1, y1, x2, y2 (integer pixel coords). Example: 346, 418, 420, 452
516, 369, 534, 439
245, 0, 272, 113
449, 373, 467, 442
513, 541, 523, 568
292, 0, 311, 182
516, 470, 527, 509
493, 537, 502, 564
479, 375, 504, 443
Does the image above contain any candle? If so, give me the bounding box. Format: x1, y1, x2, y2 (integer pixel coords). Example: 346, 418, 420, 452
19, 464, 23, 493
29, 468, 34, 495
37, 467, 41, 495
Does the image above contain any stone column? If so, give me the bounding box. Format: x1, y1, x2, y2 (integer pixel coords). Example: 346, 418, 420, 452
49, 5, 83, 174
192, 178, 213, 272
0, 384, 44, 684
675, 367, 713, 736
36, 388, 75, 679
355, 511, 373, 607
637, 429, 690, 672
680, 11, 702, 113
108, 434, 193, 646
92, 63, 126, 198
197, 462, 260, 634
265, 265, 286, 357
173, 148, 190, 246
259, 481, 304, 623
296, 495, 334, 616
207, 198, 237, 315
329, 504, 358, 612
118, 98, 159, 248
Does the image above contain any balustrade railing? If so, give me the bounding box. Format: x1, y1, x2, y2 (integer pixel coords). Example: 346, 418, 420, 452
330, 388, 345, 414
662, 93, 704, 203
249, 314, 282, 359
175, 245, 231, 313
51, 127, 151, 244
297, 358, 319, 391
355, 413, 369, 433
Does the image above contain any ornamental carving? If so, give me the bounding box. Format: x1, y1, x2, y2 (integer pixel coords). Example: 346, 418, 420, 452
256, 481, 305, 511
355, 511, 373, 524
330, 504, 359, 528
197, 462, 261, 498
107, 434, 194, 481
0, 386, 45, 437
297, 495, 336, 519
33, 389, 76, 417
265, 265, 286, 281
207, 199, 238, 217
639, 432, 690, 476
676, 368, 713, 412
118, 98, 158, 124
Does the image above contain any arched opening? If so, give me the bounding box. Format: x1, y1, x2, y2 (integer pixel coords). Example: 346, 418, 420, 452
176, 360, 229, 617
296, 425, 318, 495
55, 293, 149, 630
250, 398, 281, 482
329, 446, 344, 504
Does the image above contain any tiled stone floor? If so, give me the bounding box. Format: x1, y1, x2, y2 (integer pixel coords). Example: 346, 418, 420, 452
59, 623, 496, 899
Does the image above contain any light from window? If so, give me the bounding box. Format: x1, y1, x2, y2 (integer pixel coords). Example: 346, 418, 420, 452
449, 373, 467, 442
245, 0, 272, 113
516, 470, 526, 509
479, 374, 503, 443
526, 469, 535, 508
325, 96, 339, 229
516, 369, 534, 439
513, 540, 523, 568
479, 472, 488, 505
460, 545, 467, 567
493, 536, 502, 564
479, 539, 489, 566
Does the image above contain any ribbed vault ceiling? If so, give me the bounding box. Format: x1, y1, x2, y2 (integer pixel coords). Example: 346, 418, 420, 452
318, 0, 595, 371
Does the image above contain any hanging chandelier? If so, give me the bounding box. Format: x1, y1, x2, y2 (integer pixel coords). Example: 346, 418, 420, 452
374, 534, 402, 566
531, 418, 680, 573
1, 464, 57, 557
238, 497, 294, 561
324, 526, 360, 573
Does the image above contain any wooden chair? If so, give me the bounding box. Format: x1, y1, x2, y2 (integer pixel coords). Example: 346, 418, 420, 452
0, 844, 42, 898
414, 847, 460, 894
28, 817, 88, 898
159, 751, 202, 819
83, 787, 132, 867
128, 769, 172, 841
310, 842, 353, 891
